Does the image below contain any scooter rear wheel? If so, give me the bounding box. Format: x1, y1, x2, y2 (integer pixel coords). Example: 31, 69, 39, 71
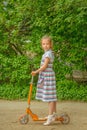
60, 113, 70, 124
19, 114, 29, 124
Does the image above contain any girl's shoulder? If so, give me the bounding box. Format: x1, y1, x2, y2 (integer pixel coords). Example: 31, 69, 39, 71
44, 50, 54, 60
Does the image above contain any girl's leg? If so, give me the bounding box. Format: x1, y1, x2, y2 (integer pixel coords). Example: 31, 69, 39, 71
48, 101, 56, 115
43, 101, 57, 125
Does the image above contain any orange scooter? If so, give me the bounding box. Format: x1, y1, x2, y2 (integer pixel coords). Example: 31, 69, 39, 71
19, 76, 70, 124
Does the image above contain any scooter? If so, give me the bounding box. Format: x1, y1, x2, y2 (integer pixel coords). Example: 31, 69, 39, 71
19, 76, 70, 124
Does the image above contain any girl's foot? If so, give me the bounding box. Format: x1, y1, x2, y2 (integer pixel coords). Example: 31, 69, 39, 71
43, 114, 57, 126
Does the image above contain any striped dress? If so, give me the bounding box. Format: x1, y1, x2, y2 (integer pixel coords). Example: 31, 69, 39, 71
36, 49, 57, 102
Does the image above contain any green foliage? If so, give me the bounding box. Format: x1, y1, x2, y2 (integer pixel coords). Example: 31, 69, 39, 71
0, 0, 87, 101
57, 80, 87, 101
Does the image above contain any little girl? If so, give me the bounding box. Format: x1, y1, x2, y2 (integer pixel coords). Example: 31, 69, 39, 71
31, 35, 57, 125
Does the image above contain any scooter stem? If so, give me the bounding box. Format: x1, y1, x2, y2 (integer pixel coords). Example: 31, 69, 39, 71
31, 76, 34, 84
27, 76, 34, 105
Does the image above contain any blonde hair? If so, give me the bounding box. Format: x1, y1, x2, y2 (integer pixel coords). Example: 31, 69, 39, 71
41, 35, 53, 49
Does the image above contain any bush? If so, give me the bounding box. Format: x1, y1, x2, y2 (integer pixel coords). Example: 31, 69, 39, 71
0, 0, 87, 101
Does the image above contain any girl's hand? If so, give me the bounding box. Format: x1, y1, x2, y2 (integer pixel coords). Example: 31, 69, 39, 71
31, 71, 37, 76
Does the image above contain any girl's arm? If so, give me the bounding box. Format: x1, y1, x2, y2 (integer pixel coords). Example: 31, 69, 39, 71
31, 57, 50, 76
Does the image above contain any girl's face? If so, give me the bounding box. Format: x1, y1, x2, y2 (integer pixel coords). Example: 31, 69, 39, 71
41, 39, 52, 51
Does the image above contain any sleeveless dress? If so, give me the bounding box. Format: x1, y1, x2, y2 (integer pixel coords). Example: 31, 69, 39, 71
36, 49, 57, 102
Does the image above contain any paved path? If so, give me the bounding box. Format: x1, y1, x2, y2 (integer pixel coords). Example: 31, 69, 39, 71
0, 100, 87, 130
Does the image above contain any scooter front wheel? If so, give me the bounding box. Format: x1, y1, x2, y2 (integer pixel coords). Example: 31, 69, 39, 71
60, 113, 70, 124
19, 114, 29, 124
